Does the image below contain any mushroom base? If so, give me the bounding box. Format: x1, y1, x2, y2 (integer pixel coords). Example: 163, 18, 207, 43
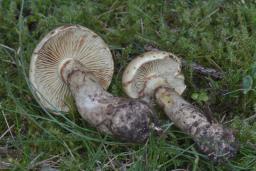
60, 60, 155, 143
155, 86, 238, 162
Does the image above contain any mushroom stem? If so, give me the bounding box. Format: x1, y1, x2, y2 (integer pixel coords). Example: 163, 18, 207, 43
155, 86, 238, 161
60, 59, 155, 143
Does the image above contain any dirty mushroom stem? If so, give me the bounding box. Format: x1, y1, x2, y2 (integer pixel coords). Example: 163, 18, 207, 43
60, 59, 156, 143
122, 51, 239, 161
155, 86, 238, 161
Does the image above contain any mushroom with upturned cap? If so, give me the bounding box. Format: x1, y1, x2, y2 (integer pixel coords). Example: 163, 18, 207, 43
122, 51, 239, 161
29, 25, 158, 143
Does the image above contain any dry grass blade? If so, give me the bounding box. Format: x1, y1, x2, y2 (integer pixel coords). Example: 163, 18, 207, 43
0, 125, 14, 140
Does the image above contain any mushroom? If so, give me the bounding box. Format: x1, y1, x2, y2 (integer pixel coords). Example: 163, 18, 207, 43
122, 51, 238, 161
29, 25, 158, 143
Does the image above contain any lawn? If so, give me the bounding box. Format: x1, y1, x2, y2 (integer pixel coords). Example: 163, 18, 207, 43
1, 0, 256, 170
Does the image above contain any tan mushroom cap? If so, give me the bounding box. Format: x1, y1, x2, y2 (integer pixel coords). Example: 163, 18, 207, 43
122, 51, 186, 98
30, 25, 114, 112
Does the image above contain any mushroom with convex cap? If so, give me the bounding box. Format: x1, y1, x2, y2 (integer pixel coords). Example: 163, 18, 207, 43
122, 51, 239, 161
29, 25, 160, 143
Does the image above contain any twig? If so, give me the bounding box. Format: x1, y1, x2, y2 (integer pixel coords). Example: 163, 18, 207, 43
144, 45, 223, 80
181, 60, 223, 80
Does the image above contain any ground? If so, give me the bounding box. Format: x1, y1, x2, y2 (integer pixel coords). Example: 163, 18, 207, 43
1, 0, 256, 170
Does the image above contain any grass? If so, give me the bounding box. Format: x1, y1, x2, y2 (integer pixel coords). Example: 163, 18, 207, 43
1, 0, 256, 170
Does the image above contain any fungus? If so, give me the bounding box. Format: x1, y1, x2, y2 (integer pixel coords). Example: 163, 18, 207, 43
122, 51, 238, 161
29, 25, 157, 143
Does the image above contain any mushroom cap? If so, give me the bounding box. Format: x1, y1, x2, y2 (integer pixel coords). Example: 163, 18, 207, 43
122, 51, 186, 98
29, 25, 114, 112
